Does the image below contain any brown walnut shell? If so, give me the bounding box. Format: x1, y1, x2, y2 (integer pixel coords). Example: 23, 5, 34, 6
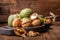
22, 23, 32, 28
14, 27, 26, 37
32, 19, 41, 26
12, 18, 21, 27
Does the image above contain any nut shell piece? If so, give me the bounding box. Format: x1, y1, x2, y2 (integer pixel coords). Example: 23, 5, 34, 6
32, 19, 41, 26
22, 23, 32, 28
27, 31, 40, 37
21, 18, 32, 27
22, 18, 31, 24
45, 19, 52, 24
12, 18, 21, 27
30, 13, 38, 20
14, 27, 26, 37
27, 31, 36, 37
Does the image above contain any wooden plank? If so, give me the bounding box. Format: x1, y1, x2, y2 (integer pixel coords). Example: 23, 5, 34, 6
0, 35, 23, 40
0, 21, 60, 40
24, 36, 41, 40
48, 26, 60, 40
0, 0, 60, 22
24, 21, 60, 40
0, 15, 9, 22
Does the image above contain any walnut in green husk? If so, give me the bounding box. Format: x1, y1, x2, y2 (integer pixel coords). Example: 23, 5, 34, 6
8, 14, 20, 27
20, 8, 32, 18
38, 15, 44, 23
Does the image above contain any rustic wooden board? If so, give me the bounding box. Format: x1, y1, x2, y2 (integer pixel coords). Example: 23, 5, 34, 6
0, 0, 60, 22
0, 21, 60, 40
0, 35, 23, 40
24, 26, 60, 40
0, 15, 9, 22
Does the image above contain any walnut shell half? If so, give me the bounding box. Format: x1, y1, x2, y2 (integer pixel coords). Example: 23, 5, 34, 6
22, 23, 32, 28
14, 28, 26, 37
12, 18, 21, 27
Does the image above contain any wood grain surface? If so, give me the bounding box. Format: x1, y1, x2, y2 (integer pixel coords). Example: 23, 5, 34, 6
0, 21, 60, 40
0, 0, 60, 22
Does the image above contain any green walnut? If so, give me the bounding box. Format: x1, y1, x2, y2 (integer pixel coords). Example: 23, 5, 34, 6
8, 14, 20, 27
39, 17, 44, 23
16, 14, 22, 19
38, 16, 44, 23
20, 8, 32, 18
8, 15, 14, 27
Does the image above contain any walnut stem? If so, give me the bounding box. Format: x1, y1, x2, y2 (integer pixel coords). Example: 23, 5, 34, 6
50, 11, 59, 22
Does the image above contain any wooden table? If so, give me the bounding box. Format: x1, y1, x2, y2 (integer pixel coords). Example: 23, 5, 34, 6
0, 21, 60, 40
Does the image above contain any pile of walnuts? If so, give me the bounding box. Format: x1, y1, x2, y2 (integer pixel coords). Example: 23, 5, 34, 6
13, 13, 52, 37
8, 8, 53, 37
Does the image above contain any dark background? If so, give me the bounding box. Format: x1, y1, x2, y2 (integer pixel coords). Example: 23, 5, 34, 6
0, 0, 60, 22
